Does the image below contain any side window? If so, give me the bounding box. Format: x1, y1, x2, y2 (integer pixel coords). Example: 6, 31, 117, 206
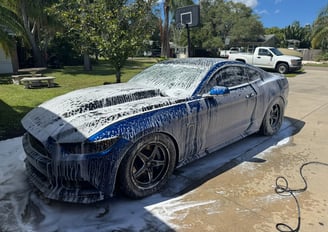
245, 67, 263, 82
258, 49, 269, 56
216, 66, 248, 87
203, 66, 250, 94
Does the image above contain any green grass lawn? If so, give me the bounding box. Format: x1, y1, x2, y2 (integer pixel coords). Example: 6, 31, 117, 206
0, 58, 157, 140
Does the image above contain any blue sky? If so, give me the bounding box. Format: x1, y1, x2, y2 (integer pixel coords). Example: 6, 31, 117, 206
159, 0, 326, 28
228, 0, 326, 28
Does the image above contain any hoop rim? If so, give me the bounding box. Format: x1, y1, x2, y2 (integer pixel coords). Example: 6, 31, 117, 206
176, 23, 186, 30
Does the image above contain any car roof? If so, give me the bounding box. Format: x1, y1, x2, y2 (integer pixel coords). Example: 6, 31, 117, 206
161, 58, 228, 69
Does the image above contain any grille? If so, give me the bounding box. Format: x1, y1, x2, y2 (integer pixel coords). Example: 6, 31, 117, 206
28, 133, 51, 158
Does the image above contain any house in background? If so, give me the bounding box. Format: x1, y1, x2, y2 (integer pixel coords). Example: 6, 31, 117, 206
0, 45, 13, 74
262, 34, 280, 47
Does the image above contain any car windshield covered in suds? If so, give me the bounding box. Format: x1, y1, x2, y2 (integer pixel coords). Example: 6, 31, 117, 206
129, 62, 209, 97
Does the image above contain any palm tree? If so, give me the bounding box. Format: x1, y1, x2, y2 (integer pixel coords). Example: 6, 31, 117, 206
0, 4, 26, 72
17, 0, 51, 67
283, 21, 311, 48
2, 0, 58, 68
312, 4, 328, 50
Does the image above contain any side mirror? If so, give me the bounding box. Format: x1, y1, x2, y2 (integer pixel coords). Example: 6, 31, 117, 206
203, 86, 229, 98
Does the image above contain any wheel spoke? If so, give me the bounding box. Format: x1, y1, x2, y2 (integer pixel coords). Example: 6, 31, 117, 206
132, 151, 149, 180
270, 105, 280, 127
149, 145, 161, 160
151, 159, 166, 168
137, 150, 150, 163
146, 168, 154, 184
133, 165, 147, 179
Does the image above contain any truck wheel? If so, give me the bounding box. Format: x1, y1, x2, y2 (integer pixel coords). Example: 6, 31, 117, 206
276, 63, 288, 74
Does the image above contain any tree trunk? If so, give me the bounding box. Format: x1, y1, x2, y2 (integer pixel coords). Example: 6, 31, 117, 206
161, 1, 170, 58
20, 1, 44, 67
83, 52, 92, 71
29, 34, 43, 67
10, 45, 19, 73
116, 69, 121, 83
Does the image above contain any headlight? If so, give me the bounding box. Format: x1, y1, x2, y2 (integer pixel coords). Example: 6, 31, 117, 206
60, 137, 119, 155
291, 59, 300, 66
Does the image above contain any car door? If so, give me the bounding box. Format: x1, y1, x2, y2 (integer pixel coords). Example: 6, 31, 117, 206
202, 65, 257, 153
253, 48, 274, 68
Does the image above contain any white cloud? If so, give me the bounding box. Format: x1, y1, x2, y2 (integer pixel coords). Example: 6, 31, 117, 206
274, 0, 283, 4
230, 0, 258, 8
274, 9, 280, 14
255, 9, 269, 15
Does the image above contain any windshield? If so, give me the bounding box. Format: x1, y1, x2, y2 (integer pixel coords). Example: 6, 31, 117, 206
128, 63, 209, 97
269, 48, 284, 56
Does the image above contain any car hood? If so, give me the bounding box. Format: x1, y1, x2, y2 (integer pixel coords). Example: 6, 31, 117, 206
22, 83, 180, 143
281, 55, 302, 60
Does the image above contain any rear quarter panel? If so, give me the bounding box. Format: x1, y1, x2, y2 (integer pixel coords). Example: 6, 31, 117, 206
253, 73, 288, 128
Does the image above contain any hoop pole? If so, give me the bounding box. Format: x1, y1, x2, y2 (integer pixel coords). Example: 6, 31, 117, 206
186, 24, 191, 57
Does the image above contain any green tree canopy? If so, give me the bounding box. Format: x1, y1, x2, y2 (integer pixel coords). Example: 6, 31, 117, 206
283, 21, 311, 48
49, 0, 154, 81
95, 0, 154, 82
312, 4, 328, 50
184, 0, 264, 50
49, 0, 100, 71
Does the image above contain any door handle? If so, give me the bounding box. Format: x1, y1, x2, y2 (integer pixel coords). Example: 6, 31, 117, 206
245, 93, 255, 98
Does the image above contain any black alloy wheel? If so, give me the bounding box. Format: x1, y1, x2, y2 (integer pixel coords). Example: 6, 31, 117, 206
118, 133, 176, 199
260, 98, 284, 136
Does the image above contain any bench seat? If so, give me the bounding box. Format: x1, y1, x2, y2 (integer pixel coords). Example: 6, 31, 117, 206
12, 74, 43, 85
21, 77, 56, 89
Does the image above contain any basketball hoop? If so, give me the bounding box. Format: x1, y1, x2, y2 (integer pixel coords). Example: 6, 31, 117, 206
175, 5, 200, 28
175, 5, 200, 57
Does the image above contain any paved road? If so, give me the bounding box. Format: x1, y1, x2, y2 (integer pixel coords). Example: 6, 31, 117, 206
303, 65, 328, 71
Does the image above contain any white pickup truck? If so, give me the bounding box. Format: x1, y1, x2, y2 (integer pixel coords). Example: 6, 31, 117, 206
228, 47, 302, 74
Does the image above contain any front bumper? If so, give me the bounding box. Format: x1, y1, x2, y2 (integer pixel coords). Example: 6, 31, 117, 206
23, 133, 115, 203
289, 65, 302, 72
290, 60, 302, 71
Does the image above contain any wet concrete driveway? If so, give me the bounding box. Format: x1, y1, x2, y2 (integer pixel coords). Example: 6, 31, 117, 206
165, 66, 328, 231
1, 66, 327, 232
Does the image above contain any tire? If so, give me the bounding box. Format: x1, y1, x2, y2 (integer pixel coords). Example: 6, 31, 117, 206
260, 98, 285, 136
118, 133, 176, 199
276, 63, 289, 74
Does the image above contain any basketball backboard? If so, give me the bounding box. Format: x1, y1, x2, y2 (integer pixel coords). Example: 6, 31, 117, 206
175, 5, 200, 28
